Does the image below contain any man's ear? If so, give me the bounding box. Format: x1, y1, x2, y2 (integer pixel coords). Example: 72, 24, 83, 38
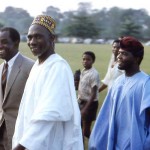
135, 57, 141, 65
50, 34, 55, 42
14, 40, 19, 48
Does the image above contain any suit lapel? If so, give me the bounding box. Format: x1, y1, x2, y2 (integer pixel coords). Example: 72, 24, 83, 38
0, 64, 4, 100
0, 64, 4, 126
3, 54, 23, 102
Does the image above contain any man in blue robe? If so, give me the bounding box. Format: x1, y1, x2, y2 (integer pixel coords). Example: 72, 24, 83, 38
89, 36, 150, 150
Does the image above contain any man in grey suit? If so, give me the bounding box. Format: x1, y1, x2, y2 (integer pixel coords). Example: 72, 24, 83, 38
0, 27, 34, 150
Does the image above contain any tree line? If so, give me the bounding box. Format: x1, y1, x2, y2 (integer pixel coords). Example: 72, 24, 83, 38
0, 2, 150, 41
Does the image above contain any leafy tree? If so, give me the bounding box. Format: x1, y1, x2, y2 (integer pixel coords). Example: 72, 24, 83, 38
43, 6, 63, 21
0, 5, 150, 40
120, 19, 142, 39
119, 9, 143, 39
43, 6, 63, 35
17, 18, 34, 34
0, 7, 33, 33
77, 2, 92, 15
60, 11, 75, 36
64, 3, 100, 38
0, 22, 4, 28
65, 15, 99, 39
105, 7, 124, 39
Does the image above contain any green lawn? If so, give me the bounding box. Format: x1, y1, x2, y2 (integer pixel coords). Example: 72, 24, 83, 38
1, 42, 149, 149
18, 42, 149, 109
18, 42, 150, 75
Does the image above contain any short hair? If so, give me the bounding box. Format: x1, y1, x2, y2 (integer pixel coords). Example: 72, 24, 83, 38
0, 27, 20, 43
112, 39, 120, 45
83, 51, 96, 62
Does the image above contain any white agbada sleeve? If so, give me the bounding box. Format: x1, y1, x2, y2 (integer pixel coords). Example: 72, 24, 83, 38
102, 55, 124, 89
13, 55, 83, 150
101, 54, 114, 85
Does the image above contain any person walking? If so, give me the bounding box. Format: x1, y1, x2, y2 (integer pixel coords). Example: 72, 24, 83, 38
0, 27, 34, 150
89, 36, 150, 150
12, 15, 83, 150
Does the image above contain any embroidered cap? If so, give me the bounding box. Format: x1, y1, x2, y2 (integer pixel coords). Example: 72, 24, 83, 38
31, 15, 56, 34
120, 36, 144, 57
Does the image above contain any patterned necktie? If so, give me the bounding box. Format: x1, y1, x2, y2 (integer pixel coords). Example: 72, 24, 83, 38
1, 62, 8, 96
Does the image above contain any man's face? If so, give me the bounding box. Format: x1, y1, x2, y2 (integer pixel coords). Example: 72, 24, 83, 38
27, 24, 54, 58
117, 48, 137, 71
112, 42, 120, 57
0, 31, 16, 61
82, 54, 93, 69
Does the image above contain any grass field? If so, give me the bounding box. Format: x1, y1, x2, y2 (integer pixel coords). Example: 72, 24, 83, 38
16, 42, 150, 106
1, 42, 149, 149
18, 42, 150, 75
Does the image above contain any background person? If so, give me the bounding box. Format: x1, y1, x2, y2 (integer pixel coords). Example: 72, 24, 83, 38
12, 15, 83, 150
78, 51, 100, 141
99, 39, 124, 92
0, 27, 34, 150
89, 36, 150, 150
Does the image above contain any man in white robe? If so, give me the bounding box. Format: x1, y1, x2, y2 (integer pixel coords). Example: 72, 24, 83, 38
89, 36, 150, 150
12, 15, 83, 150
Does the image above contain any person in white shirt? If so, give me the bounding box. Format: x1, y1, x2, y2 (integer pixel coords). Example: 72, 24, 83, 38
99, 39, 124, 92
12, 15, 83, 150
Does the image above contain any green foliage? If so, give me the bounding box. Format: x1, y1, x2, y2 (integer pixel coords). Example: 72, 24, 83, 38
119, 9, 150, 40
0, 6, 33, 34
120, 19, 142, 38
1, 5, 150, 39
65, 15, 100, 38
43, 6, 63, 34
0, 22, 4, 28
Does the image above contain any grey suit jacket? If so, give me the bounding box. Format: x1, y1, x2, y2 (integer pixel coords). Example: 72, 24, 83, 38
0, 53, 34, 148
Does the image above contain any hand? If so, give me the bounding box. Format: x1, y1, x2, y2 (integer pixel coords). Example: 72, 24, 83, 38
12, 144, 25, 150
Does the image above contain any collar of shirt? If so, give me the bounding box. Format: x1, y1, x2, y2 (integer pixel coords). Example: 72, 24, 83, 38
4, 52, 20, 79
